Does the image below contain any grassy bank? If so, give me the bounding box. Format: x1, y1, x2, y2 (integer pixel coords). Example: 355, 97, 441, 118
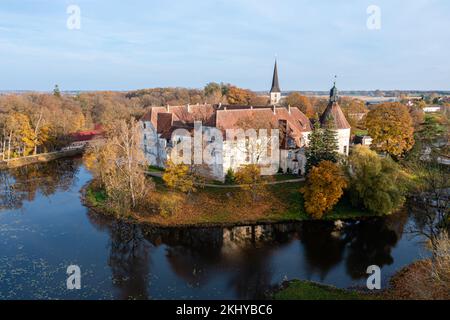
0, 149, 83, 170
84, 175, 378, 228
273, 280, 375, 300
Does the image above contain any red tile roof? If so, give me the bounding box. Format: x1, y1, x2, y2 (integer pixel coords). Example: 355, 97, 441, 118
141, 104, 312, 147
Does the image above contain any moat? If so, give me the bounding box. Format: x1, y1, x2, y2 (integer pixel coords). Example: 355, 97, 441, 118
0, 157, 428, 299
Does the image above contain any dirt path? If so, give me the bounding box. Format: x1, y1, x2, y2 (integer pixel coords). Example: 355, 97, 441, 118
144, 171, 305, 188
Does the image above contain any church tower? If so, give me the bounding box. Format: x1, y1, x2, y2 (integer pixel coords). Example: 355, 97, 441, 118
270, 60, 281, 105
319, 78, 351, 156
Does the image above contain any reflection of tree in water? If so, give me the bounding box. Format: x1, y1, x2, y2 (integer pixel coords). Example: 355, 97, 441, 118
108, 221, 151, 300
299, 222, 347, 281
299, 213, 408, 281
147, 228, 224, 288
343, 212, 407, 279
0, 157, 80, 210
84, 211, 409, 299
0, 170, 21, 210
87, 210, 152, 300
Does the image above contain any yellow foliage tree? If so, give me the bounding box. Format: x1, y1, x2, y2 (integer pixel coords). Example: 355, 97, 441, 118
162, 160, 196, 194
11, 112, 35, 156
84, 119, 152, 212
235, 164, 266, 201
300, 160, 348, 219
365, 102, 415, 158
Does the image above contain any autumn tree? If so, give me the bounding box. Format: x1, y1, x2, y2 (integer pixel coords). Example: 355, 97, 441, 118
162, 160, 197, 194
300, 161, 347, 219
347, 145, 407, 215
365, 102, 415, 158
284, 92, 314, 117
3, 112, 35, 157
305, 122, 339, 174
84, 119, 152, 213
226, 86, 257, 105
339, 97, 368, 133
204, 82, 225, 104
235, 164, 266, 201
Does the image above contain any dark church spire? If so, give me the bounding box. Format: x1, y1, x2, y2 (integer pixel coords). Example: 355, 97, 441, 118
270, 60, 281, 93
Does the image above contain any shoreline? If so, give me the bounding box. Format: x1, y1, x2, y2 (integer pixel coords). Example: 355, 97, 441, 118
0, 149, 83, 170
80, 181, 384, 229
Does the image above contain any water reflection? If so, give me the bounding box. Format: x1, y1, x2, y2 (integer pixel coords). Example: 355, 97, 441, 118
0, 158, 80, 210
87, 210, 409, 299
1, 158, 423, 300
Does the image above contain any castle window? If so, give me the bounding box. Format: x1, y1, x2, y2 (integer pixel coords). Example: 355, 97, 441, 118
344, 146, 347, 154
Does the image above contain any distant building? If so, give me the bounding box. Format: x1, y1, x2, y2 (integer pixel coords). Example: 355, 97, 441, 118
423, 105, 441, 113
353, 135, 373, 146
62, 125, 103, 150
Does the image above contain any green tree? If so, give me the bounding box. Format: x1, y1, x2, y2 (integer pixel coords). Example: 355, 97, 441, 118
305, 122, 339, 174
347, 145, 407, 215
322, 123, 339, 162
224, 167, 236, 184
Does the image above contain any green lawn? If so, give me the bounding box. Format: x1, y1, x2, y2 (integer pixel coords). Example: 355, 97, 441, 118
86, 187, 107, 206
148, 165, 164, 173
353, 129, 369, 136
273, 280, 371, 300
86, 174, 376, 226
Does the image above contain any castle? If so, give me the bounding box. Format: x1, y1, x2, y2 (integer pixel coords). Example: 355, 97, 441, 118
140, 61, 350, 180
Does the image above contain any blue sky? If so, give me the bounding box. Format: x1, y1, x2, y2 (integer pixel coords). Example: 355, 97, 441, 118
0, 0, 449, 91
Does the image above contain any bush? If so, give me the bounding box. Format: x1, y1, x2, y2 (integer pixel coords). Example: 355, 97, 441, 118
235, 164, 266, 201
158, 192, 185, 218
397, 233, 450, 300
224, 167, 236, 184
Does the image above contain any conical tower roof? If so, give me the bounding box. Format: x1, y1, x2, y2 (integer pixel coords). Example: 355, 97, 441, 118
320, 80, 350, 129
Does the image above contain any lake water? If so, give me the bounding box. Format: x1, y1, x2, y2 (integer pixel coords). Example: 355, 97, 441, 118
0, 157, 428, 299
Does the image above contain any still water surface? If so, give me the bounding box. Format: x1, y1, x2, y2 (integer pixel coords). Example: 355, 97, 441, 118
0, 157, 427, 299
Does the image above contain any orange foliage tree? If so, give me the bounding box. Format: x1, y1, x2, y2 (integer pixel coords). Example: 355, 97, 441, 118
226, 86, 259, 105
284, 92, 314, 118
300, 161, 347, 219
365, 102, 415, 158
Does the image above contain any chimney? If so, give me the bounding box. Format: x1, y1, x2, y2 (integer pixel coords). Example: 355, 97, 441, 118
288, 104, 291, 114
250, 105, 253, 110
187, 104, 191, 113
166, 104, 170, 112
224, 106, 227, 110
272, 105, 276, 115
